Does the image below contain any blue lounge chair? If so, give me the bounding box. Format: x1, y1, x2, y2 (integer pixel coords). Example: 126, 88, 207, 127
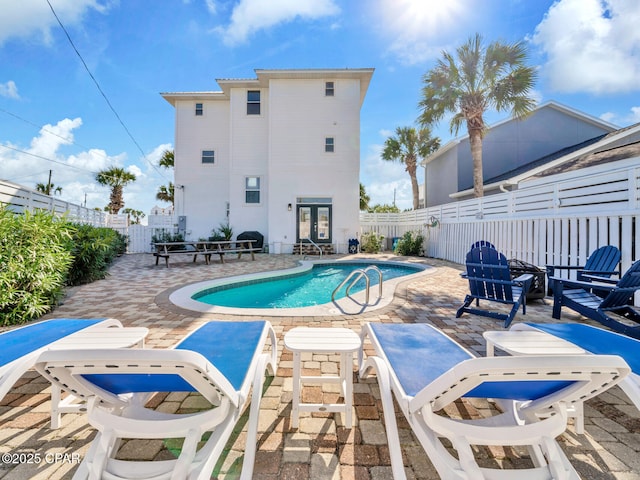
512, 322, 640, 412
551, 259, 640, 339
457, 245, 533, 327
359, 322, 629, 480
0, 318, 123, 401
36, 320, 278, 480
546, 245, 621, 295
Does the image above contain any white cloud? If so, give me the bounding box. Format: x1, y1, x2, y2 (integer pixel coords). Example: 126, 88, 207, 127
0, 117, 130, 211
0, 1, 107, 46
361, 143, 416, 210
205, 0, 217, 15
599, 106, 640, 126
532, 0, 640, 94
216, 0, 340, 46
0, 80, 20, 99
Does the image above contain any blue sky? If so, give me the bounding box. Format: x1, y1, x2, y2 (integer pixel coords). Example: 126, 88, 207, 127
1, 0, 639, 218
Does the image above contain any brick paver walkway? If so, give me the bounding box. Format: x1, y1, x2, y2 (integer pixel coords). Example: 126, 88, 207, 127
1, 253, 638, 479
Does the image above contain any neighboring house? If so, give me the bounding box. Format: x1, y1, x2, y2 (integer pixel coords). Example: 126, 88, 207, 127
423, 101, 618, 206
162, 68, 374, 254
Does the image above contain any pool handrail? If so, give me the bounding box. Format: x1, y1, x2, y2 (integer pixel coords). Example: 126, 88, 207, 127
332, 265, 383, 307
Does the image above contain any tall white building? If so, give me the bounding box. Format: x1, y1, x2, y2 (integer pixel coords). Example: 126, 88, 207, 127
162, 68, 374, 253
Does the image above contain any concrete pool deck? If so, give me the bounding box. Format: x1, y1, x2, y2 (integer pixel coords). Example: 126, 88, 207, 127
1, 252, 639, 479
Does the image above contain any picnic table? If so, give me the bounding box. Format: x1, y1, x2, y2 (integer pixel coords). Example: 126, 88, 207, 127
152, 239, 260, 267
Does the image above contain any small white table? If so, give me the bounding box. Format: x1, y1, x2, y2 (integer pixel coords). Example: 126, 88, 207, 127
284, 327, 361, 429
48, 326, 149, 428
483, 330, 586, 357
483, 329, 588, 433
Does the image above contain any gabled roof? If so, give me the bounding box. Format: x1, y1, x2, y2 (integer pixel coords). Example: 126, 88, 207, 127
450, 122, 640, 198
422, 100, 618, 166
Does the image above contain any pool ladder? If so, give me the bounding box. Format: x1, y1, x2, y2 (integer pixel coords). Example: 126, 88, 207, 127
331, 266, 383, 307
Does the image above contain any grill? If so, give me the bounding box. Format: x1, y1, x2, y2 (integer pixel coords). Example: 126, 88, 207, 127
508, 259, 546, 300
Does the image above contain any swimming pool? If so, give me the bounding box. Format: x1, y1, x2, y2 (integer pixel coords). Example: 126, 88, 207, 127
169, 259, 431, 316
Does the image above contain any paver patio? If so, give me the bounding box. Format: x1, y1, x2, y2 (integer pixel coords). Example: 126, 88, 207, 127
1, 252, 639, 479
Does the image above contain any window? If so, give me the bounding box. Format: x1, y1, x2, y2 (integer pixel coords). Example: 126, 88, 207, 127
325, 81, 334, 96
195, 103, 203, 116
245, 176, 260, 203
202, 150, 215, 164
247, 90, 261, 115
325, 137, 335, 153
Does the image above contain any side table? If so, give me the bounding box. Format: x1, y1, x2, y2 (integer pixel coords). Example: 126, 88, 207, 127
483, 329, 587, 433
284, 327, 361, 428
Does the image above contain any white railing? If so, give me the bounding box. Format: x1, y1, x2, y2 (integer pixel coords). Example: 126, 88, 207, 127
361, 157, 640, 275
0, 178, 107, 226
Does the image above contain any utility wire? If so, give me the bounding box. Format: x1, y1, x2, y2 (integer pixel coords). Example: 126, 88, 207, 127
45, 0, 168, 181
0, 106, 112, 163
1, 144, 140, 183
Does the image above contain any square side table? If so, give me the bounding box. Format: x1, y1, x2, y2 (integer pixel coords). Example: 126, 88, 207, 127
284, 327, 361, 429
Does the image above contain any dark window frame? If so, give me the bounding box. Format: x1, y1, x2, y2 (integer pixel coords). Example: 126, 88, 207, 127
247, 90, 261, 115
202, 150, 215, 164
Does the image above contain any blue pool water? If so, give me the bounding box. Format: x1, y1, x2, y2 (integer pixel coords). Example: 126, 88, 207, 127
193, 262, 422, 309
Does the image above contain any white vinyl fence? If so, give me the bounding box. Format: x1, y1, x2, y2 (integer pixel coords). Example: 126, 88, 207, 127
361, 157, 640, 276
0, 179, 107, 226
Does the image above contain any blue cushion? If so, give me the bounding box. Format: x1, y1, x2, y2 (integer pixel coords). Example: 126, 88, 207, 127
370, 323, 572, 401
83, 321, 267, 394
525, 323, 639, 374
0, 318, 104, 367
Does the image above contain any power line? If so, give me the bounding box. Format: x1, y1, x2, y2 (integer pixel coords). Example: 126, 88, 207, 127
45, 0, 169, 181
0, 144, 141, 184
0, 107, 112, 163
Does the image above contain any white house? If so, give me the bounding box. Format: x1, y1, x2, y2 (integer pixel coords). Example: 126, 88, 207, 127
161, 68, 374, 254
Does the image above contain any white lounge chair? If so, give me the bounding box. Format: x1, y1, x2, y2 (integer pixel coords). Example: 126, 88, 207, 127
0, 317, 134, 426
358, 322, 630, 480
511, 322, 640, 411
36, 320, 277, 480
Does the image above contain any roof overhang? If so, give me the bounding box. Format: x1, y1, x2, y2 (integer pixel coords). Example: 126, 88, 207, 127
162, 68, 375, 108
449, 122, 640, 199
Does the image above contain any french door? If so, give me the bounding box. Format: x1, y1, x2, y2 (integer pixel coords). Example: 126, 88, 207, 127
297, 205, 331, 243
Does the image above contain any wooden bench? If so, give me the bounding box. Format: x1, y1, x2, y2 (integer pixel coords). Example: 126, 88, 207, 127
153, 240, 261, 267
201, 240, 260, 264
153, 242, 204, 267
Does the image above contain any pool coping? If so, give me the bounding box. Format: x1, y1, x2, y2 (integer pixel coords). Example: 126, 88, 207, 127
164, 258, 435, 317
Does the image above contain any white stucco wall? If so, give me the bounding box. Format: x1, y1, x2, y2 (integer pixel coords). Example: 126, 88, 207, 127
267, 77, 361, 253
174, 99, 230, 240
227, 87, 269, 241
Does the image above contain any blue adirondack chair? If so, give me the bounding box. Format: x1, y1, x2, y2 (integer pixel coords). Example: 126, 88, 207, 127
457, 245, 533, 328
551, 259, 640, 339
546, 245, 621, 295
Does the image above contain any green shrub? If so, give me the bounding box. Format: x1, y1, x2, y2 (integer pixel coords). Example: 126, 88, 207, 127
360, 231, 384, 254
0, 206, 73, 325
66, 224, 127, 286
151, 230, 184, 243
394, 231, 424, 256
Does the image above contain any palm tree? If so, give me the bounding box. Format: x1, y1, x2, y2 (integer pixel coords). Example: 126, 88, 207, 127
122, 208, 145, 224
36, 183, 62, 196
418, 33, 537, 198
156, 182, 174, 205
95, 167, 137, 214
359, 183, 370, 211
157, 149, 175, 206
381, 126, 440, 210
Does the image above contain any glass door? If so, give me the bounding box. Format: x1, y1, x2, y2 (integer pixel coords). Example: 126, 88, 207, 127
297, 205, 331, 243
